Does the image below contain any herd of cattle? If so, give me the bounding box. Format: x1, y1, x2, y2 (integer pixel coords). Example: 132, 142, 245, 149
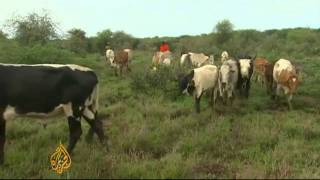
105, 48, 300, 113
0, 48, 300, 165
179, 55, 300, 113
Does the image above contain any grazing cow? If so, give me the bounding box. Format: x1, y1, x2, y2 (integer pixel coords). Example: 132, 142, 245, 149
273, 59, 299, 109
253, 58, 270, 86
180, 52, 214, 67
218, 59, 239, 105
221, 51, 229, 63
105, 48, 115, 65
0, 64, 106, 164
236, 55, 255, 98
152, 51, 172, 66
179, 65, 219, 113
112, 50, 131, 75
123, 48, 133, 63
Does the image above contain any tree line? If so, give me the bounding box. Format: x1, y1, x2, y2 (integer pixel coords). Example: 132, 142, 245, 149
1, 12, 319, 64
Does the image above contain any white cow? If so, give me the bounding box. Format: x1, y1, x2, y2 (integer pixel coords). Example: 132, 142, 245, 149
105, 48, 115, 67
180, 52, 214, 67
152, 51, 172, 66
273, 59, 299, 109
179, 65, 219, 113
219, 59, 239, 105
221, 51, 229, 63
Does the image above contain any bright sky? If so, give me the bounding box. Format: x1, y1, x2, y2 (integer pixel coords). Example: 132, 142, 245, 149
0, 0, 319, 38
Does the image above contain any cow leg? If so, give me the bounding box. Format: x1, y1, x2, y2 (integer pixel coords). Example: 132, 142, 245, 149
228, 90, 233, 106
0, 115, 5, 165
83, 112, 106, 145
287, 94, 293, 110
230, 94, 235, 106
209, 89, 214, 106
67, 116, 82, 154
120, 65, 123, 76
67, 106, 83, 154
114, 67, 117, 76
213, 88, 218, 108
245, 81, 250, 98
194, 94, 202, 113
256, 74, 259, 83
271, 81, 277, 100
126, 63, 131, 72
223, 91, 228, 105
261, 75, 265, 87
62, 103, 82, 153
275, 85, 282, 101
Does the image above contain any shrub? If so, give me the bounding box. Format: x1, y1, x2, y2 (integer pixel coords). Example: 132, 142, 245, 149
130, 64, 187, 100
0, 42, 76, 64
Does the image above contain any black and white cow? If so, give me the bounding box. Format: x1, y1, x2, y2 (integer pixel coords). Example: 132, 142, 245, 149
236, 55, 255, 98
179, 65, 219, 113
0, 64, 106, 164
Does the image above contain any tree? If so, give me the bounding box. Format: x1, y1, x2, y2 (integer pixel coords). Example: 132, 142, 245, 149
7, 11, 57, 45
66, 28, 88, 56
96, 29, 113, 53
213, 19, 234, 46
0, 30, 7, 40
111, 31, 134, 49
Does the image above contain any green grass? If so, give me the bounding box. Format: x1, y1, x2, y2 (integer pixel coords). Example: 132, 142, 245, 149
0, 51, 320, 178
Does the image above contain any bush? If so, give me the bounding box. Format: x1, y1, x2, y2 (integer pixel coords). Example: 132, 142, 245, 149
0, 42, 74, 64
130, 64, 186, 99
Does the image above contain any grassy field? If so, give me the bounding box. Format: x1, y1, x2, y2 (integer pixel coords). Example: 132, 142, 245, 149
0, 51, 320, 178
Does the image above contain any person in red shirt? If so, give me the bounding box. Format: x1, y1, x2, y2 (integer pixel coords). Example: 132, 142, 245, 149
159, 41, 170, 52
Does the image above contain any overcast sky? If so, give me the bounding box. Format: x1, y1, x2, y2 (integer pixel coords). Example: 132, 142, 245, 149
0, 0, 319, 38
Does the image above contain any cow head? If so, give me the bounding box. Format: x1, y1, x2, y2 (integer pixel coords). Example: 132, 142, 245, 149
238, 59, 252, 79
179, 70, 195, 95
288, 75, 299, 93
180, 53, 192, 67
221, 51, 229, 60
208, 55, 214, 64
219, 64, 235, 90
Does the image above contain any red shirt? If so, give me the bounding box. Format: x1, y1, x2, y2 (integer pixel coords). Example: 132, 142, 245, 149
160, 43, 170, 52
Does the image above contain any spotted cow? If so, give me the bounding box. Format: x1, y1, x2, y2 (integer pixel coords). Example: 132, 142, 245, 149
0, 64, 107, 164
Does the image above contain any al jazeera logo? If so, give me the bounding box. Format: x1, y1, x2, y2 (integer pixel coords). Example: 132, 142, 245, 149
50, 142, 71, 174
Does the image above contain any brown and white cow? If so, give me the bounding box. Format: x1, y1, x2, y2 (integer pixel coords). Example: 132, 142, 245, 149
123, 48, 133, 63
112, 50, 131, 75
273, 59, 300, 109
